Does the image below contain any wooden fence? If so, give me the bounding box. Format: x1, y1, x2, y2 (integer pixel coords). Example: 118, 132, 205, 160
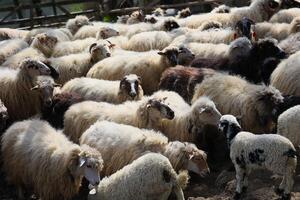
0, 0, 221, 29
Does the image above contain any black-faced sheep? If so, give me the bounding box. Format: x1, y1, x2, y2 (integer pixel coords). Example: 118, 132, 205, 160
80, 120, 210, 177
192, 73, 284, 133
64, 97, 175, 143
88, 153, 189, 200
219, 115, 297, 200
176, 8, 191, 18
159, 66, 216, 103
191, 38, 286, 84
271, 51, 300, 96
47, 42, 113, 84
0, 39, 29, 65
61, 74, 143, 104
87, 47, 181, 94
0, 59, 56, 122
269, 8, 300, 23
41, 92, 84, 129
2, 33, 58, 69
66, 15, 90, 35
1, 119, 103, 200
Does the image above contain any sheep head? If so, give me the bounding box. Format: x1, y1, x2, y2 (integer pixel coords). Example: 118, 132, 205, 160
89, 43, 112, 63
130, 10, 145, 22
164, 19, 180, 31
218, 115, 242, 147
291, 17, 300, 33
144, 15, 158, 24
177, 8, 191, 18
252, 38, 286, 60
96, 27, 119, 40
119, 74, 143, 100
74, 15, 90, 28
0, 100, 8, 133
191, 96, 222, 127
178, 47, 195, 66
68, 145, 103, 187
31, 76, 61, 108
234, 17, 256, 41
20, 58, 51, 77
31, 33, 58, 57
145, 98, 175, 121
158, 47, 181, 67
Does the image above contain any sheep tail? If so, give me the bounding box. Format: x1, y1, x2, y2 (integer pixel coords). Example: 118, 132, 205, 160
176, 170, 189, 189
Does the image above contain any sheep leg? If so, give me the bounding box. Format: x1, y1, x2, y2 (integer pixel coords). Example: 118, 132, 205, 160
281, 171, 294, 200
242, 167, 250, 193
234, 166, 245, 200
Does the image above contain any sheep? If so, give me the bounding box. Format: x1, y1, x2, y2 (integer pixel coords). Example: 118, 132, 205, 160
279, 32, 300, 56
191, 38, 286, 84
144, 15, 159, 24
66, 15, 90, 35
24, 28, 71, 44
52, 37, 97, 57
192, 73, 284, 133
152, 7, 165, 16
47, 42, 112, 84
159, 67, 216, 102
74, 26, 119, 40
61, 74, 143, 104
277, 105, 300, 147
0, 59, 57, 122
0, 28, 28, 40
271, 51, 300, 96
218, 114, 297, 200
2, 33, 58, 69
269, 8, 300, 23
126, 10, 145, 24
0, 39, 29, 65
176, 8, 191, 18
0, 99, 8, 133
254, 17, 300, 41
41, 92, 84, 129
80, 120, 210, 177
211, 5, 231, 13
88, 153, 188, 200
179, 0, 282, 28
1, 119, 103, 200
63, 97, 175, 143
87, 46, 181, 94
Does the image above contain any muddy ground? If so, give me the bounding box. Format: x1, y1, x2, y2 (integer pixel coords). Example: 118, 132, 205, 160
1, 161, 300, 200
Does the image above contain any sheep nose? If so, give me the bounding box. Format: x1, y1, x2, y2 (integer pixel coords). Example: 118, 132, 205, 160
106, 53, 111, 57
168, 110, 175, 119
129, 92, 137, 98
45, 99, 52, 107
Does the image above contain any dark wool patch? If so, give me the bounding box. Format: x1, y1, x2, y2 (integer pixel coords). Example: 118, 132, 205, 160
248, 149, 265, 165
236, 152, 246, 169
283, 149, 298, 158
163, 170, 171, 183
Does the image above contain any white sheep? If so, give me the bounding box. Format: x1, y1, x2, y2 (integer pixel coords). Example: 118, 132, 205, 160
0, 39, 29, 65
24, 28, 71, 43
0, 59, 55, 122
52, 37, 97, 57
271, 51, 300, 96
179, 0, 282, 28
277, 105, 300, 147
66, 15, 90, 35
74, 26, 119, 40
269, 8, 300, 23
1, 119, 103, 200
88, 153, 188, 200
211, 5, 231, 13
2, 33, 58, 69
219, 115, 297, 200
47, 42, 112, 84
254, 17, 300, 41
87, 46, 181, 94
80, 120, 210, 177
279, 32, 300, 56
0, 28, 28, 40
61, 74, 144, 104
192, 73, 284, 134
63, 97, 174, 143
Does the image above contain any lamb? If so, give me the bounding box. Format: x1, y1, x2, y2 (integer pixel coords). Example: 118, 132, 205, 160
64, 97, 175, 143
80, 120, 210, 177
179, 0, 282, 28
2, 33, 58, 69
87, 46, 181, 94
159, 67, 216, 102
0, 99, 8, 133
1, 119, 103, 200
269, 8, 300, 23
66, 15, 90, 35
278, 32, 300, 56
61, 74, 143, 104
74, 26, 119, 40
47, 42, 113, 84
88, 153, 188, 200
271, 51, 300, 96
277, 105, 300, 147
192, 73, 284, 133
0, 59, 56, 122
219, 115, 297, 200
0, 39, 29, 65
41, 92, 84, 129
254, 17, 300, 41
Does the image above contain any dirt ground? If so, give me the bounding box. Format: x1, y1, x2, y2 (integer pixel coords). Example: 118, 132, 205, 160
1, 162, 300, 200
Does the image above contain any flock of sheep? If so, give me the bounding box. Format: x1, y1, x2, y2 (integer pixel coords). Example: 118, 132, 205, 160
0, 0, 300, 199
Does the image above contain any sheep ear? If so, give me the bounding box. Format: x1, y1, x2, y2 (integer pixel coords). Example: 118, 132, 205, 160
79, 157, 86, 167
252, 31, 257, 41
233, 33, 238, 40
199, 107, 206, 113
189, 154, 194, 160
158, 51, 165, 56
31, 85, 40, 90
137, 76, 142, 82
89, 43, 97, 54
